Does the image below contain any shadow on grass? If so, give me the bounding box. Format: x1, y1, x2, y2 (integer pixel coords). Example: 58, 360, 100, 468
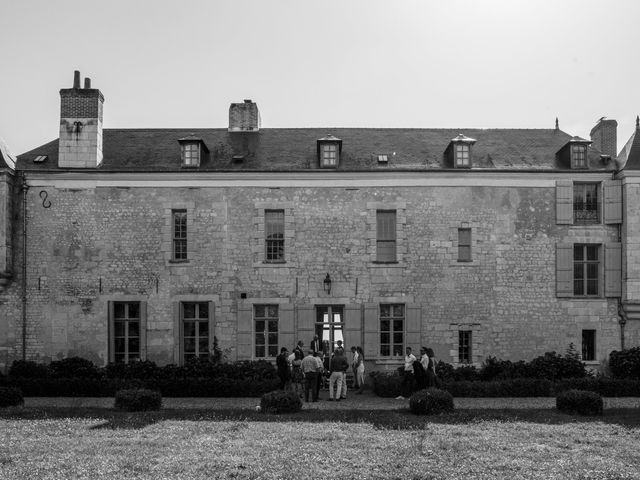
1, 407, 639, 430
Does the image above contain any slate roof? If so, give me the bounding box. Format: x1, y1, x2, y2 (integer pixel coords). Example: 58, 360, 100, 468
16, 127, 609, 172
617, 122, 640, 170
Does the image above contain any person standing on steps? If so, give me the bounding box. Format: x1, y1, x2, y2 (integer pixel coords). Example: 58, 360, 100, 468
276, 347, 291, 390
301, 349, 320, 402
328, 348, 349, 401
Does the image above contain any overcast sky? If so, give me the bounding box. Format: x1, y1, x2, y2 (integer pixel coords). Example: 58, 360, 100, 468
1, 0, 639, 157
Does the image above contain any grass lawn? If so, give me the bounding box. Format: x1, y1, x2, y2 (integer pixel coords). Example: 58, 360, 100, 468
1, 407, 639, 479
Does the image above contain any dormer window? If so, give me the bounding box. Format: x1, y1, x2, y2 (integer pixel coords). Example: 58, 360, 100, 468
455, 144, 470, 167
317, 134, 342, 168
178, 136, 208, 168
572, 144, 587, 169
447, 133, 476, 168
182, 143, 200, 166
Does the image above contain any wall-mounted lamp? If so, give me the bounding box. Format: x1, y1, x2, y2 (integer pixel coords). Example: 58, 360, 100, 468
323, 273, 332, 294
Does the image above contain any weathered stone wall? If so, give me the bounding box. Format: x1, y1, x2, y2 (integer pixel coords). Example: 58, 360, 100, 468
0, 180, 626, 371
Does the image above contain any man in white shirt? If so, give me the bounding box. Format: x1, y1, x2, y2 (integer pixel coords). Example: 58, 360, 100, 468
402, 347, 416, 397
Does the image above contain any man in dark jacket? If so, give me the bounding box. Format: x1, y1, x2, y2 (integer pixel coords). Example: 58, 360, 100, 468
276, 347, 290, 390
328, 349, 349, 401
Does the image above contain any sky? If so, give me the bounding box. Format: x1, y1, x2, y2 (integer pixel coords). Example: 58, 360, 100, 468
0, 0, 639, 157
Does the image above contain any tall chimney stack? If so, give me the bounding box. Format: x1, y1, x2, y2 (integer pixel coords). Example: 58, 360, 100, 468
590, 117, 617, 159
58, 70, 104, 168
228, 99, 261, 132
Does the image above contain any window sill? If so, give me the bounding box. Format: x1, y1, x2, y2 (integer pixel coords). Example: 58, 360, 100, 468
582, 360, 600, 366
457, 259, 473, 263
168, 259, 190, 264
372, 261, 399, 265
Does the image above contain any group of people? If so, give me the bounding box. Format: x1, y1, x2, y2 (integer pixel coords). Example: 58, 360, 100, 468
401, 346, 439, 397
275, 336, 366, 403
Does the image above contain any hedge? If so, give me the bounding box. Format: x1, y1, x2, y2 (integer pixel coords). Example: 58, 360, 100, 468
556, 389, 603, 416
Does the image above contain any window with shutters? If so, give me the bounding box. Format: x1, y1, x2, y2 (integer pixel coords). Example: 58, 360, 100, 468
376, 210, 397, 262
458, 330, 472, 363
181, 302, 209, 361
574, 244, 600, 296
582, 329, 596, 361
110, 302, 141, 363
265, 209, 285, 263
458, 228, 472, 262
254, 304, 279, 358
380, 304, 404, 357
574, 183, 599, 224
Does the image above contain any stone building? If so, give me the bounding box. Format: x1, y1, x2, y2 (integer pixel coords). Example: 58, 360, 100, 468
1, 71, 639, 374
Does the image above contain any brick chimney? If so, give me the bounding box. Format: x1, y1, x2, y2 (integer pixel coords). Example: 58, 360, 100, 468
228, 99, 260, 132
590, 117, 617, 159
58, 70, 104, 168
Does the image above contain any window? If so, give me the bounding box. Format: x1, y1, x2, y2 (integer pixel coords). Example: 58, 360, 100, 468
181, 302, 209, 361
459, 330, 472, 363
380, 304, 404, 357
458, 228, 472, 262
377, 154, 388, 163
376, 210, 397, 262
181, 142, 200, 167
112, 302, 140, 363
582, 329, 596, 361
571, 144, 587, 169
574, 244, 599, 296
321, 143, 338, 167
315, 305, 344, 354
455, 144, 470, 167
254, 305, 279, 358
265, 209, 285, 263
573, 183, 599, 224
172, 210, 187, 261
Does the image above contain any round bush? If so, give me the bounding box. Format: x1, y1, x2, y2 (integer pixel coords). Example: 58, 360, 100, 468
0, 386, 24, 407
409, 388, 454, 415
49, 357, 101, 379
9, 360, 50, 378
260, 389, 302, 414
114, 388, 162, 412
609, 347, 640, 379
556, 389, 603, 416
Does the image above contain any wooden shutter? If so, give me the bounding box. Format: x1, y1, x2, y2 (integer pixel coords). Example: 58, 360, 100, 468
343, 304, 362, 352
172, 301, 181, 364
140, 301, 148, 361
605, 243, 622, 297
604, 180, 623, 224
363, 303, 378, 359
279, 304, 295, 352
556, 180, 574, 224
296, 304, 315, 349
556, 244, 574, 297
405, 304, 422, 354
237, 303, 253, 360
206, 301, 215, 357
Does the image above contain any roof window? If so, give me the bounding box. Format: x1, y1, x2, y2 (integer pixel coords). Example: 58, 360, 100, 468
447, 133, 476, 168
317, 134, 342, 168
178, 136, 208, 168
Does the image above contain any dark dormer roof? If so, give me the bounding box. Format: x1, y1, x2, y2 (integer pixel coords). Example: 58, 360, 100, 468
16, 127, 610, 172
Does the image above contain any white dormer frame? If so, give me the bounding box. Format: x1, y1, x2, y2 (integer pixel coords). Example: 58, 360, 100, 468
178, 137, 208, 168
317, 134, 342, 169
449, 133, 476, 168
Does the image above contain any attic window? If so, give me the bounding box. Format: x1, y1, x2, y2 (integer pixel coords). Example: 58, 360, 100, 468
455, 145, 470, 167
182, 143, 200, 167
572, 144, 587, 169
317, 134, 342, 168
377, 154, 388, 164
448, 133, 476, 168
33, 155, 48, 163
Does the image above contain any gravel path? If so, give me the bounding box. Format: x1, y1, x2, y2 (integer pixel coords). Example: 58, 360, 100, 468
23, 394, 640, 410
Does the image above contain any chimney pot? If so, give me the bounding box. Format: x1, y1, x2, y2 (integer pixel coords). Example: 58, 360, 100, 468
84, 77, 91, 89
73, 70, 81, 89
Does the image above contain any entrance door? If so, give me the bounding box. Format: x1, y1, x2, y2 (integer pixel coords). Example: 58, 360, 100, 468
315, 305, 344, 355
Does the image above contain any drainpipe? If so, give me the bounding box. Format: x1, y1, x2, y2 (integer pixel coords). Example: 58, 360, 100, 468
617, 301, 627, 351
20, 173, 29, 361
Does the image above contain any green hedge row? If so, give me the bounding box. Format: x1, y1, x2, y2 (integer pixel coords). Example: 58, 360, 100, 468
371, 372, 640, 398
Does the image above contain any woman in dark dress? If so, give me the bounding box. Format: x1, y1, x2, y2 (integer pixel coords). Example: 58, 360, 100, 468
425, 347, 438, 388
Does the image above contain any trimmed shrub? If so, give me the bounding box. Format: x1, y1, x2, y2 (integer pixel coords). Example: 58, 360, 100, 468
442, 378, 553, 397
435, 361, 480, 382
527, 351, 588, 380
260, 389, 302, 414
556, 389, 603, 416
9, 360, 49, 378
609, 347, 640, 379
555, 377, 640, 397
479, 356, 530, 381
49, 357, 101, 379
370, 371, 403, 397
105, 360, 160, 379
409, 388, 454, 415
115, 388, 162, 411
0, 386, 24, 407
